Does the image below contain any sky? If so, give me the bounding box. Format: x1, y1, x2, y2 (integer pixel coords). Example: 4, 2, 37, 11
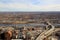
0, 0, 60, 11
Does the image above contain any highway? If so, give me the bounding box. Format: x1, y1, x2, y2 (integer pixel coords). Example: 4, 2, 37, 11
36, 21, 55, 40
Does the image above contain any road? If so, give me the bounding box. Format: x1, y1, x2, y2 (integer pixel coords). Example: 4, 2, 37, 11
36, 21, 55, 40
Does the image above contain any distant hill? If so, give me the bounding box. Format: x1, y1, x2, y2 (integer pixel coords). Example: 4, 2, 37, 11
0, 12, 60, 14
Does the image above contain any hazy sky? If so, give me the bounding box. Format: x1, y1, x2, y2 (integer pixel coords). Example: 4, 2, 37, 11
0, 0, 60, 11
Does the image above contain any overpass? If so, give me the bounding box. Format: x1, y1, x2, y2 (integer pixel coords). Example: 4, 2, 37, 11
36, 21, 60, 40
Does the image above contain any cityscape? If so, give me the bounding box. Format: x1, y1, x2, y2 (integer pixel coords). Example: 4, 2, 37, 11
0, 12, 60, 40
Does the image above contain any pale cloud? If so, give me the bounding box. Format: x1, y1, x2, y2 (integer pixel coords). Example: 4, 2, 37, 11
0, 0, 60, 11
